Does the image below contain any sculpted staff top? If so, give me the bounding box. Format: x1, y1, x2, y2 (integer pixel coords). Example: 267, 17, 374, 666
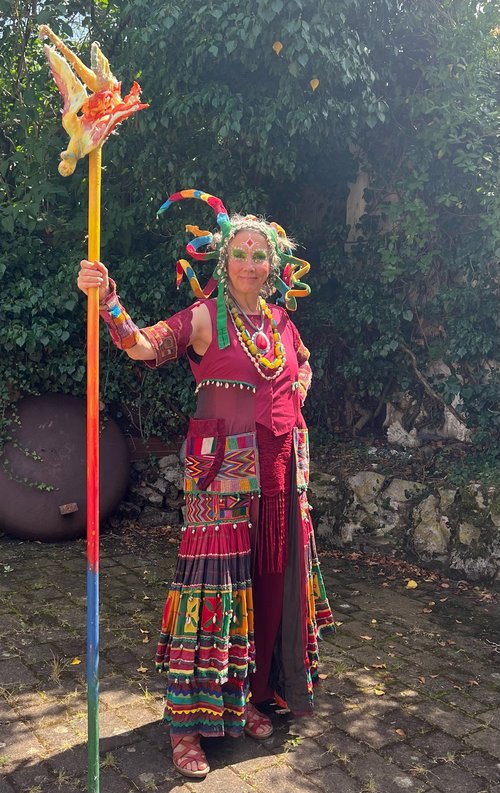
39, 24, 148, 175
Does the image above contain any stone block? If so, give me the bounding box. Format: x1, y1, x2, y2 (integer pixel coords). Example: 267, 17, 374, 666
251, 763, 317, 793
383, 478, 427, 503
349, 748, 425, 792
407, 702, 478, 738
333, 708, 399, 749
465, 727, 500, 759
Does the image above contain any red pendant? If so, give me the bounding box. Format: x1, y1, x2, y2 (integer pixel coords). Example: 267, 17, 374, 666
254, 331, 270, 352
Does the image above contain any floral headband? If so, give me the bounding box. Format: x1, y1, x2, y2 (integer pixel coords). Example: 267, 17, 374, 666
157, 188, 311, 348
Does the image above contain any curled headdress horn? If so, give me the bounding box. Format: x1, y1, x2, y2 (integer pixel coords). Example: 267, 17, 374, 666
156, 187, 312, 346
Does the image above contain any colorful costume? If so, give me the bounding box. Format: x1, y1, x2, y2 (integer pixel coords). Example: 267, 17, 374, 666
99, 188, 334, 738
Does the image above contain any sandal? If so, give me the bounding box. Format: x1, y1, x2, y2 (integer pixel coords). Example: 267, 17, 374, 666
244, 702, 274, 740
171, 733, 210, 778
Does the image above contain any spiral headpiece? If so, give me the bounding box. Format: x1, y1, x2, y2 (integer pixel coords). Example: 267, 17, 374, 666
157, 188, 311, 347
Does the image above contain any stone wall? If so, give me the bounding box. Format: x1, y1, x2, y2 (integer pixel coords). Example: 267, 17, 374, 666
113, 451, 500, 584
309, 467, 500, 583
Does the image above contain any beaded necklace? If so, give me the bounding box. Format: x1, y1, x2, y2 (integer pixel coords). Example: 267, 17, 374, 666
227, 296, 286, 381
230, 295, 271, 354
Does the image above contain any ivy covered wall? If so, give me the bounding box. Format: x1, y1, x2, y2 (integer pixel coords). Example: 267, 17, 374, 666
2, 0, 500, 478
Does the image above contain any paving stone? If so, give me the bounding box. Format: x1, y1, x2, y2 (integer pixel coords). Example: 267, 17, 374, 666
322, 632, 362, 650
0, 720, 45, 764
250, 763, 317, 793
1, 759, 53, 793
0, 658, 39, 688
348, 748, 427, 792
285, 714, 330, 738
457, 749, 500, 783
443, 691, 495, 716
312, 762, 361, 793
106, 740, 178, 788
315, 725, 367, 758
114, 702, 160, 731
381, 741, 434, 773
410, 729, 469, 760
466, 687, 500, 707
375, 707, 430, 738
343, 692, 401, 716
465, 727, 500, 759
333, 708, 400, 749
183, 765, 254, 793
476, 709, 500, 730
3, 530, 500, 793
406, 700, 479, 737
349, 645, 409, 670
275, 736, 338, 773
99, 678, 149, 709
227, 740, 286, 774
422, 762, 487, 793
98, 707, 144, 751
46, 743, 88, 776
96, 767, 131, 793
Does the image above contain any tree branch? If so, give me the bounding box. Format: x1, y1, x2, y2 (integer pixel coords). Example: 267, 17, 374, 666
399, 343, 467, 427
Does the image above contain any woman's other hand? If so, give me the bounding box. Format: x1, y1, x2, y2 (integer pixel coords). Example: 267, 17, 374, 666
77, 259, 110, 303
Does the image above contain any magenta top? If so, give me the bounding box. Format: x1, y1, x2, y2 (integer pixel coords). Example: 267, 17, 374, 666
189, 299, 305, 436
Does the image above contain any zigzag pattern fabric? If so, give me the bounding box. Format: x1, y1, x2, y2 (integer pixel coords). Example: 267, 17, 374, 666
184, 432, 260, 494
155, 518, 255, 736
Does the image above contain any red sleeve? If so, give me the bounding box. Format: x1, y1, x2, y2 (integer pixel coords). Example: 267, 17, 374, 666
141, 303, 200, 368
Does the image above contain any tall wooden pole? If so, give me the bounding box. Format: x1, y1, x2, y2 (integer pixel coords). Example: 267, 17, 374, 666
86, 145, 102, 793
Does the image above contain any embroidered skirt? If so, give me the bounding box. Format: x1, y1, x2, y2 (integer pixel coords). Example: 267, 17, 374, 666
155, 421, 334, 735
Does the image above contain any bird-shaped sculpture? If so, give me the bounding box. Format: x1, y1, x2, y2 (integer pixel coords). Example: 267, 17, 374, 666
39, 25, 148, 176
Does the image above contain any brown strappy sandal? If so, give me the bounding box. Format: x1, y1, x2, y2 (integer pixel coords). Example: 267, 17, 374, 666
171, 733, 210, 778
244, 702, 274, 740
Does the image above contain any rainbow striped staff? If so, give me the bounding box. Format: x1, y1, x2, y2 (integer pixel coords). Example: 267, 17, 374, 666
40, 26, 147, 792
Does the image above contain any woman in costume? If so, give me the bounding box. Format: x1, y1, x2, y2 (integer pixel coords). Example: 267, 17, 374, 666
77, 189, 334, 779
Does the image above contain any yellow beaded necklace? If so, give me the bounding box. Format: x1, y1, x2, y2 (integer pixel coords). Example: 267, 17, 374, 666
228, 297, 286, 379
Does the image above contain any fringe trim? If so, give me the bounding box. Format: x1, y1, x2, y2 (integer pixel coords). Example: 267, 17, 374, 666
254, 491, 287, 574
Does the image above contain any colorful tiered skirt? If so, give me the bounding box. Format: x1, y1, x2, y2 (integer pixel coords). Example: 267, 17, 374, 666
155, 421, 334, 736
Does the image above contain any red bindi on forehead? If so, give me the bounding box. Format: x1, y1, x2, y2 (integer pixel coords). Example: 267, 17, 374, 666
242, 236, 256, 249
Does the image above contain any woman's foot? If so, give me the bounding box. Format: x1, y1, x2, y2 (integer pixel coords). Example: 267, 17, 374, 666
171, 733, 210, 778
244, 702, 274, 739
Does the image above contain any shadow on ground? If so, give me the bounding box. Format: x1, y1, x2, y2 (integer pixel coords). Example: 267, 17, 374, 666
1, 527, 499, 793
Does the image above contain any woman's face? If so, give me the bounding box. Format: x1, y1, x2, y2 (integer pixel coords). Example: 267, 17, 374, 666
226, 230, 271, 298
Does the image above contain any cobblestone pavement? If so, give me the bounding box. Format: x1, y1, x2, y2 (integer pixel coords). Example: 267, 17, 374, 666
1, 526, 499, 793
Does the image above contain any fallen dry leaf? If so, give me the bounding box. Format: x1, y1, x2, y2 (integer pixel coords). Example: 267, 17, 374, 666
371, 619, 378, 624
136, 665, 148, 673
406, 580, 418, 589
440, 583, 450, 589
70, 657, 81, 665
372, 663, 387, 669
360, 635, 373, 641
374, 688, 385, 696
418, 676, 426, 685
422, 608, 433, 614
318, 673, 329, 680
395, 728, 406, 737
467, 679, 479, 686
